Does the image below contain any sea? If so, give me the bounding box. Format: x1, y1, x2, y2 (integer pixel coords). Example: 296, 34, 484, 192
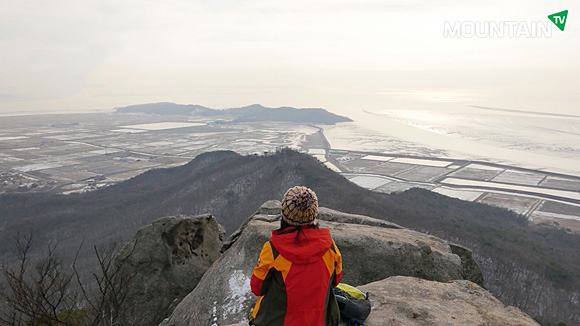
324, 105, 580, 177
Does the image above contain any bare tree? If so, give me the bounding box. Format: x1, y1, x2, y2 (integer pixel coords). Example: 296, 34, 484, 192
0, 234, 165, 326
0, 233, 79, 326
72, 241, 146, 326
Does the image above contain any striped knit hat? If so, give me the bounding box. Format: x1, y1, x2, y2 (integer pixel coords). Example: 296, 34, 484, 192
281, 186, 318, 226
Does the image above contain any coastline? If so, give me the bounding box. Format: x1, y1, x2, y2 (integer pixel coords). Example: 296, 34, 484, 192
0, 110, 578, 232
322, 110, 580, 178
314, 120, 580, 232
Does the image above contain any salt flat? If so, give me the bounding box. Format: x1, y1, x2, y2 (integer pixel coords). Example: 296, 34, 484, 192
349, 175, 392, 190
390, 157, 453, 167
120, 122, 206, 130
361, 155, 394, 161
440, 178, 580, 202
329, 150, 580, 232
431, 187, 484, 202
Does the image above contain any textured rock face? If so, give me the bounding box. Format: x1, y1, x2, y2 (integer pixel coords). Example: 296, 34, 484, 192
358, 276, 540, 326
161, 215, 273, 326
162, 202, 483, 326
449, 242, 485, 286
114, 214, 225, 325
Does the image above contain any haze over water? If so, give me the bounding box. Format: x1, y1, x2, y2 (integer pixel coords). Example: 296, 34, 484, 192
338, 105, 580, 177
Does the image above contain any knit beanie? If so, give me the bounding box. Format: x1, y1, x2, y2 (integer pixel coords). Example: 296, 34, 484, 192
281, 186, 318, 226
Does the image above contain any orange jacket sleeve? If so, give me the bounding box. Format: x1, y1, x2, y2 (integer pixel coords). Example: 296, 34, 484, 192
251, 241, 275, 296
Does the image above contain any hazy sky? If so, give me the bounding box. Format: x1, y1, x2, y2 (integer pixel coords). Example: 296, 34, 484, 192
0, 0, 577, 116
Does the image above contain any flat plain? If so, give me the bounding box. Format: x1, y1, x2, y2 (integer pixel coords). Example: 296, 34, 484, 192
1, 112, 579, 233
0, 113, 323, 194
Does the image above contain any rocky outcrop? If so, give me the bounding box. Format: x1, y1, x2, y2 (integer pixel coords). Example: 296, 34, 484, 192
357, 276, 539, 325
449, 242, 485, 286
114, 214, 225, 325
162, 201, 484, 326
222, 200, 403, 251
223, 276, 539, 326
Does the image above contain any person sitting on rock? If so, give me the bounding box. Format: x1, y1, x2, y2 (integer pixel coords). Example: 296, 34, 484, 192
249, 186, 343, 326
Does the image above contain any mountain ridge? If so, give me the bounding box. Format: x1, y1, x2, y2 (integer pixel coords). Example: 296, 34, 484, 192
0, 149, 578, 325
114, 102, 353, 124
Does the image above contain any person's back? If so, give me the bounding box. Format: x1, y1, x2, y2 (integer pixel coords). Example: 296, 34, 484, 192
250, 186, 342, 326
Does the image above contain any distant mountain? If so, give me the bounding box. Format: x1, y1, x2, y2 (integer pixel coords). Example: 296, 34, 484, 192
114, 102, 352, 124
0, 149, 578, 325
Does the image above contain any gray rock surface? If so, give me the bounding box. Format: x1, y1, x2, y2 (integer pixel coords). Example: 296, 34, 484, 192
222, 277, 540, 326
222, 200, 403, 251
317, 205, 403, 229
358, 276, 540, 326
163, 202, 483, 326
449, 242, 485, 286
115, 214, 225, 325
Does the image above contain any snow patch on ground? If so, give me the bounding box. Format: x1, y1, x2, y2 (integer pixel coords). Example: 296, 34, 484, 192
222, 270, 252, 323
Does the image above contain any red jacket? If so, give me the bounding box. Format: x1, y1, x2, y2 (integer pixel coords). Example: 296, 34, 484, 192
250, 227, 343, 326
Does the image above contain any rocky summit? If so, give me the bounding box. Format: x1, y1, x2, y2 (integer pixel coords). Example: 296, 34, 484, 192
157, 201, 535, 326
223, 276, 539, 326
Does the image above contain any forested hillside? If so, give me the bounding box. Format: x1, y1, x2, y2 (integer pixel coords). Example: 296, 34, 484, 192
0, 149, 578, 325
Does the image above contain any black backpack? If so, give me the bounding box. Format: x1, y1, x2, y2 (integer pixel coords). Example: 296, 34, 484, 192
333, 284, 371, 326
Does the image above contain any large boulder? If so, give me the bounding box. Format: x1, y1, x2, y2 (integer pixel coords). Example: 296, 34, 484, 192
114, 214, 225, 325
223, 277, 540, 326
358, 276, 540, 325
162, 202, 483, 326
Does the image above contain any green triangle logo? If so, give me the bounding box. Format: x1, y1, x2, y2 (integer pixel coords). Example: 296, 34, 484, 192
548, 10, 568, 31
